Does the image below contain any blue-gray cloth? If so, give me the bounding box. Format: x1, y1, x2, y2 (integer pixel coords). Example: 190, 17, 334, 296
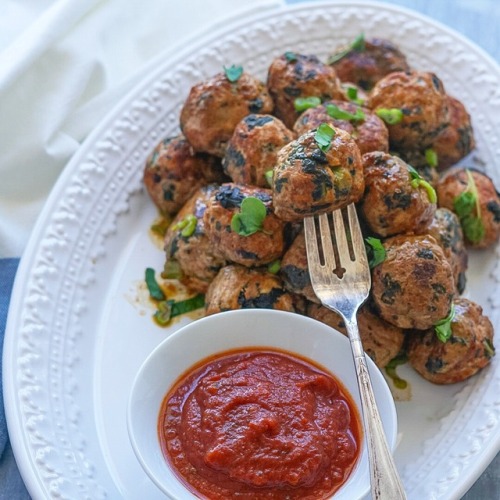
0, 258, 30, 499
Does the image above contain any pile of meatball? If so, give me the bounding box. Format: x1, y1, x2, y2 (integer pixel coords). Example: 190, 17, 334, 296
143, 36, 499, 386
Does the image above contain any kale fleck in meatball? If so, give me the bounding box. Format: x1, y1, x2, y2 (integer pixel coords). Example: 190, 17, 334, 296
205, 264, 296, 315
203, 183, 286, 267
417, 208, 468, 294
272, 126, 364, 222
164, 185, 227, 293
367, 71, 449, 150
359, 152, 436, 237
307, 302, 405, 369
371, 234, 455, 330
267, 52, 344, 128
407, 298, 495, 384
436, 168, 500, 248
279, 230, 318, 303
180, 69, 273, 157
143, 134, 225, 215
328, 37, 410, 90
223, 114, 295, 187
293, 100, 389, 155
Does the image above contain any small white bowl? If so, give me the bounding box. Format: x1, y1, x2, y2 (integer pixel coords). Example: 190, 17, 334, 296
127, 309, 398, 499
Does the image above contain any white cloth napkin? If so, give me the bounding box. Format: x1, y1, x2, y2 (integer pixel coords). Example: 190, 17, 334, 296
0, 0, 283, 258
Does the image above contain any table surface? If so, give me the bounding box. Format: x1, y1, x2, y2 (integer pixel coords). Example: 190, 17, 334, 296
1, 0, 499, 499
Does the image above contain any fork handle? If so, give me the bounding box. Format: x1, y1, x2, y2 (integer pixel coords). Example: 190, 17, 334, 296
346, 321, 407, 500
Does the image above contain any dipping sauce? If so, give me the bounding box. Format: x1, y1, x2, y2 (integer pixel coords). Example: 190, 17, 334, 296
158, 349, 362, 499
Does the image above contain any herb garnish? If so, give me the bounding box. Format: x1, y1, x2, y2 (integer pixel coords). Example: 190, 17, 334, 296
385, 353, 408, 389
425, 148, 438, 168
314, 123, 336, 152
154, 294, 205, 327
265, 169, 274, 187
223, 64, 243, 82
171, 214, 197, 237
231, 197, 268, 236
346, 86, 364, 105
408, 165, 437, 203
162, 260, 183, 280
145, 267, 166, 301
484, 338, 496, 358
327, 33, 365, 64
375, 108, 404, 125
267, 260, 281, 274
284, 51, 298, 62
326, 103, 365, 122
294, 96, 322, 112
453, 169, 485, 244
365, 237, 386, 268
434, 303, 456, 343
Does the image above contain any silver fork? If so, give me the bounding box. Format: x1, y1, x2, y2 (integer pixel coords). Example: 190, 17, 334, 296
304, 204, 406, 500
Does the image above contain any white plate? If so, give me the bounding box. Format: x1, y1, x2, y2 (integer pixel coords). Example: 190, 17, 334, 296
4, 1, 500, 499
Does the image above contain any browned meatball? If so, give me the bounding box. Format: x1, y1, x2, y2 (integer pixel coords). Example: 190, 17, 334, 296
359, 152, 436, 237
407, 298, 495, 384
267, 52, 344, 128
437, 168, 500, 248
180, 70, 273, 157
397, 95, 475, 173
164, 185, 227, 293
367, 71, 449, 150
205, 264, 296, 315
328, 37, 410, 90
371, 234, 455, 330
279, 230, 318, 304
203, 183, 286, 267
143, 134, 225, 215
272, 127, 364, 221
307, 302, 405, 369
416, 208, 468, 294
293, 100, 389, 155
222, 114, 295, 187
432, 96, 475, 170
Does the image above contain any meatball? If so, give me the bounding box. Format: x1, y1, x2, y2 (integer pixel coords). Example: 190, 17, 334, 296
367, 71, 449, 150
205, 264, 296, 315
203, 183, 286, 267
280, 230, 318, 303
328, 37, 410, 91
359, 152, 436, 237
164, 185, 227, 293
407, 298, 495, 384
223, 114, 295, 187
397, 95, 475, 173
143, 134, 225, 215
293, 100, 389, 155
417, 208, 468, 294
180, 70, 273, 157
272, 127, 364, 222
431, 96, 475, 170
267, 52, 344, 128
371, 234, 455, 330
436, 168, 500, 248
307, 302, 405, 369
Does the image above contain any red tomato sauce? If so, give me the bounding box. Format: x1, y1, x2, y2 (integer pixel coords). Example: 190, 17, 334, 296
158, 349, 362, 499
